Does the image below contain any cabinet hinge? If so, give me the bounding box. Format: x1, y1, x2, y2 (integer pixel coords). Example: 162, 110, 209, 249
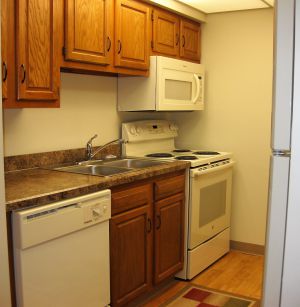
151, 41, 154, 49
62, 47, 66, 56
151, 10, 154, 21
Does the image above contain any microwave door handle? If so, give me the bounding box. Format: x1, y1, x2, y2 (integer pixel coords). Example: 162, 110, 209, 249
192, 74, 201, 103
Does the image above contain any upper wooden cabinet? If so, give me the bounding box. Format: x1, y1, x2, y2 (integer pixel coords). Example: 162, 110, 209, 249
152, 9, 179, 57
180, 19, 201, 62
1, 0, 8, 99
115, 0, 150, 70
64, 0, 113, 65
16, 0, 60, 102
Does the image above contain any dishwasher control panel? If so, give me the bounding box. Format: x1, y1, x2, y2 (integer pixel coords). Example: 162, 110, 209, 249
83, 201, 109, 224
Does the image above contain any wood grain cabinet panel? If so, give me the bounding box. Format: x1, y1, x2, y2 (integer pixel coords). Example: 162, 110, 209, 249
1, 0, 8, 99
110, 205, 153, 307
154, 193, 185, 284
16, 0, 60, 102
115, 0, 150, 70
65, 0, 113, 65
180, 19, 201, 62
152, 9, 179, 57
155, 173, 185, 201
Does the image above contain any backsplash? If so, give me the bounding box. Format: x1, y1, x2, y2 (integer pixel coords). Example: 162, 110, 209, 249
4, 144, 121, 172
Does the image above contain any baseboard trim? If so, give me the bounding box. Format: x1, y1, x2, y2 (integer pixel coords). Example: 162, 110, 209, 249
230, 240, 265, 255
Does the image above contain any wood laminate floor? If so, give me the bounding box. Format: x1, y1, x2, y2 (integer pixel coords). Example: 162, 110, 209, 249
143, 251, 264, 306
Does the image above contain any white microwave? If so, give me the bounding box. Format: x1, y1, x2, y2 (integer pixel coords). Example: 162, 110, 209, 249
118, 56, 205, 111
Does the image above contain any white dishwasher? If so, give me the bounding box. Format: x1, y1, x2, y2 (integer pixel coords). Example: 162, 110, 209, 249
12, 189, 111, 307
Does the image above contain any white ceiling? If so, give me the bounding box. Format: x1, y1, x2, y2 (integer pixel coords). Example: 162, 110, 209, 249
177, 0, 274, 14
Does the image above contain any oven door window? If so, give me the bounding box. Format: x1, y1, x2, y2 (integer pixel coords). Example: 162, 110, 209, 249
199, 181, 227, 227
189, 168, 232, 249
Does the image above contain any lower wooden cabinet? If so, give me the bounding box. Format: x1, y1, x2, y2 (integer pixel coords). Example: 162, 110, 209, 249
110, 171, 185, 306
110, 205, 153, 306
154, 193, 185, 284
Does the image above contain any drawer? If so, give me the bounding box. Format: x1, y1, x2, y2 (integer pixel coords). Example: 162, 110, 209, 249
112, 183, 152, 215
154, 173, 185, 201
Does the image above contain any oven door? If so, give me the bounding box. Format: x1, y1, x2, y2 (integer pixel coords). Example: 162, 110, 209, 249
188, 163, 233, 250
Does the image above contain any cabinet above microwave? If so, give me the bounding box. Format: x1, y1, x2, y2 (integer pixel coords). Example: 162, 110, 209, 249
118, 56, 205, 111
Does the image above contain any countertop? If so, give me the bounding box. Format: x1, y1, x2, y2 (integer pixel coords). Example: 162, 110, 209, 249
5, 161, 189, 212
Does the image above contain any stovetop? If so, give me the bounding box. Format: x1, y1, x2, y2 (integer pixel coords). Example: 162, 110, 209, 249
144, 149, 232, 168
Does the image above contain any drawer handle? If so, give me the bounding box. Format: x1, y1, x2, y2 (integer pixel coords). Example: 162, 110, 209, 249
176, 33, 179, 46
20, 64, 26, 83
117, 40, 122, 54
156, 215, 161, 230
147, 217, 152, 233
107, 36, 111, 52
182, 35, 186, 48
2, 62, 7, 82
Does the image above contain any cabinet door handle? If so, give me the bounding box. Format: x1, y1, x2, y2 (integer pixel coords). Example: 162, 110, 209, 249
2, 62, 8, 82
20, 64, 26, 83
156, 215, 161, 230
147, 217, 152, 233
117, 40, 122, 54
107, 36, 111, 52
182, 35, 186, 48
176, 33, 179, 46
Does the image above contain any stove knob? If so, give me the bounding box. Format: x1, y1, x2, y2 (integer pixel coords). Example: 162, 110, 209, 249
136, 126, 142, 134
130, 126, 137, 135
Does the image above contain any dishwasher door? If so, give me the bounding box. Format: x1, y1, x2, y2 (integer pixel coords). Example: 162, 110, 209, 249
12, 190, 111, 307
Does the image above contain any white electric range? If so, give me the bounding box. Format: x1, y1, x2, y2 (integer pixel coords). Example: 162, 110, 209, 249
122, 120, 235, 280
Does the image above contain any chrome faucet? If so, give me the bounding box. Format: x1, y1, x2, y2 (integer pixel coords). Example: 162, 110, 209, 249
86, 134, 124, 160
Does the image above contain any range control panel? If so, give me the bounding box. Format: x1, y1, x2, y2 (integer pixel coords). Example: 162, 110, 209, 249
122, 120, 178, 142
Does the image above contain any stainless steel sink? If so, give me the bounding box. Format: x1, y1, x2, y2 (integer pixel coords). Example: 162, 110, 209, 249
89, 158, 164, 168
55, 165, 132, 176
53, 158, 165, 177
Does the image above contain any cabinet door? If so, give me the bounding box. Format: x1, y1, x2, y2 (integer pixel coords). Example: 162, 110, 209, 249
115, 0, 150, 70
1, 0, 8, 99
152, 9, 179, 57
110, 205, 153, 306
180, 19, 201, 62
154, 193, 185, 284
65, 0, 113, 65
16, 0, 59, 101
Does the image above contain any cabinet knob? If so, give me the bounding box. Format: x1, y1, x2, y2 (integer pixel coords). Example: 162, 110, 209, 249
156, 215, 161, 230
147, 217, 152, 233
2, 62, 7, 82
182, 35, 186, 48
117, 40, 122, 54
176, 33, 179, 46
107, 36, 111, 52
20, 64, 26, 83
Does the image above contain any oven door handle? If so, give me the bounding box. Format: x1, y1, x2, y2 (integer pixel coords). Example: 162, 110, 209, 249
191, 161, 235, 177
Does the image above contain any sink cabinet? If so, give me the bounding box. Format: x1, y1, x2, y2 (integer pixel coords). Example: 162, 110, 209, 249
110, 171, 185, 306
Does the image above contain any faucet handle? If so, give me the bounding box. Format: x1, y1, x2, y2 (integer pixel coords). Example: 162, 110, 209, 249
88, 134, 98, 144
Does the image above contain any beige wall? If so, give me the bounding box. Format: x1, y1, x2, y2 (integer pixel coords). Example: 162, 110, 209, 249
168, 9, 274, 245
3, 73, 165, 156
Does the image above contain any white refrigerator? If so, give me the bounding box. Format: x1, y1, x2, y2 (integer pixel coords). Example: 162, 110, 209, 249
263, 0, 300, 306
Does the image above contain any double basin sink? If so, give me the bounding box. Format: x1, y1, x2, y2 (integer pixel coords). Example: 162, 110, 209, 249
54, 158, 165, 177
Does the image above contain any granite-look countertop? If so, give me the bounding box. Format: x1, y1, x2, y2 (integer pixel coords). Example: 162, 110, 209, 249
5, 161, 189, 212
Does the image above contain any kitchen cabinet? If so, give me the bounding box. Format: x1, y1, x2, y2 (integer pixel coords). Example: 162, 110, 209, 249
151, 9, 201, 62
110, 183, 153, 307
110, 171, 185, 306
1, 0, 8, 99
154, 193, 185, 284
64, 0, 113, 66
151, 9, 179, 57
180, 19, 201, 62
16, 0, 60, 102
115, 0, 150, 70
3, 0, 60, 108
